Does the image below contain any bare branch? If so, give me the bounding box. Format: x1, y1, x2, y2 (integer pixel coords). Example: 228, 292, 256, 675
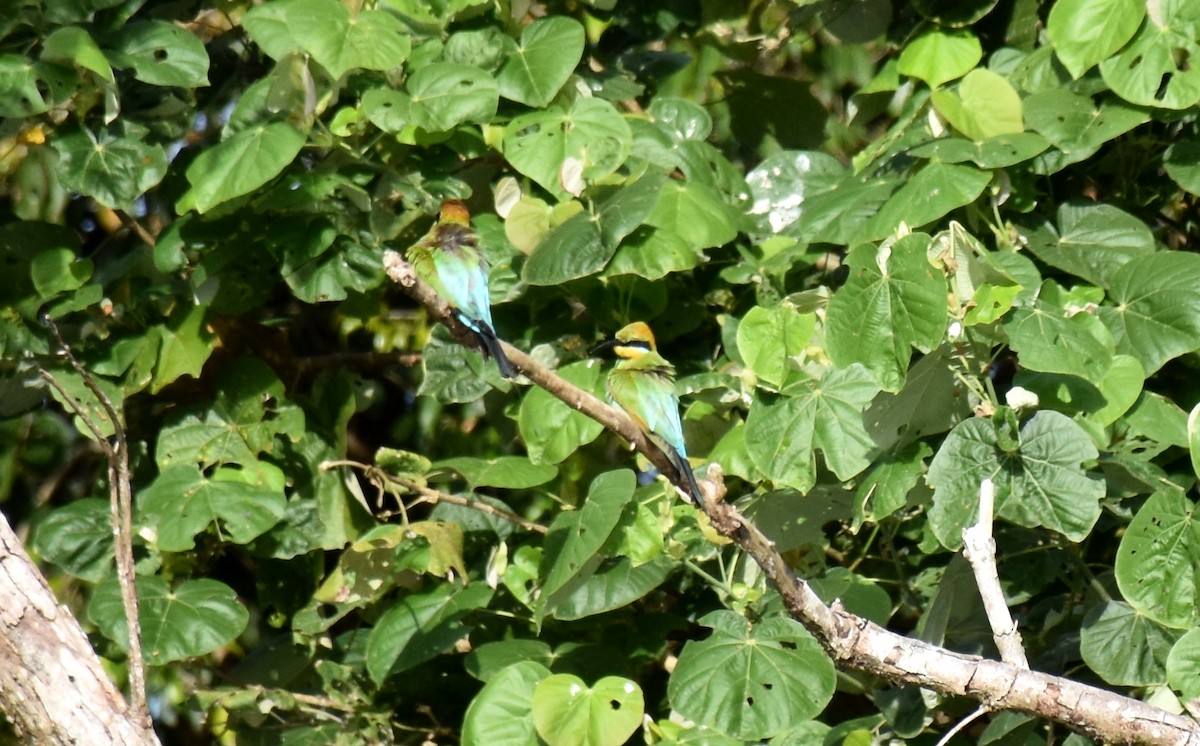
963, 478, 1029, 668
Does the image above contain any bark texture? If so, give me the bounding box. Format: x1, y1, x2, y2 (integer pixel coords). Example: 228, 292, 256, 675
0, 511, 158, 746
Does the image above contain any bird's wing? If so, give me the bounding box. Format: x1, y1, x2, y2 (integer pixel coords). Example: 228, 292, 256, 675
430, 236, 494, 332
609, 366, 687, 459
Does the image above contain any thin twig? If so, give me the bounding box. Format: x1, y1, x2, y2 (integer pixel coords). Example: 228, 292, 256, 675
37, 318, 149, 731
320, 459, 548, 535
935, 706, 988, 746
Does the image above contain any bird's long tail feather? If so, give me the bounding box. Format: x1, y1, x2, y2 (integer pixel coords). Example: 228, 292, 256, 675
475, 320, 517, 379
666, 445, 704, 506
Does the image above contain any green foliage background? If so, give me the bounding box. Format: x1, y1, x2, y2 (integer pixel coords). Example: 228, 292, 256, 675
3, 0, 1200, 743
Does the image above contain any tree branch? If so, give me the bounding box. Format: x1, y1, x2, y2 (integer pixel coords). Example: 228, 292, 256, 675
36, 318, 150, 732
382, 252, 1200, 746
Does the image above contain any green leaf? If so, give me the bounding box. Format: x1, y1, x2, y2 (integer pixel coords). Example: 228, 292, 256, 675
523, 173, 665, 285
90, 577, 248, 664
858, 163, 990, 242
605, 226, 702, 280
52, 129, 167, 208
645, 181, 738, 250
156, 357, 306, 470
365, 582, 494, 684
418, 329, 509, 404
737, 304, 816, 390
32, 499, 113, 582
281, 232, 383, 304
852, 442, 932, 531
1126, 392, 1190, 448
896, 28, 982, 88
927, 411, 1104, 549
109, 21, 209, 87
1023, 90, 1148, 167
41, 26, 114, 83
241, 0, 303, 59
551, 555, 673, 621
1047, 0, 1144, 78
1116, 488, 1200, 629
466, 641, 554, 683
1003, 284, 1115, 384
504, 97, 632, 198
745, 364, 880, 493
540, 470, 635, 604
865, 345, 971, 451
1022, 202, 1156, 288
518, 360, 606, 464
532, 674, 643, 746
809, 568, 893, 626
1165, 141, 1200, 196
668, 610, 835, 740
139, 465, 287, 551
287, 0, 411, 78
435, 456, 558, 489
744, 151, 845, 237
1099, 6, 1200, 109
363, 64, 497, 133
827, 234, 948, 391
931, 69, 1023, 140
150, 302, 215, 393
0, 56, 74, 117
1167, 628, 1200, 700
462, 661, 552, 746
30, 246, 92, 299
907, 133, 1049, 169
1100, 253, 1200, 375
1080, 601, 1177, 686
178, 121, 306, 214
496, 17, 585, 106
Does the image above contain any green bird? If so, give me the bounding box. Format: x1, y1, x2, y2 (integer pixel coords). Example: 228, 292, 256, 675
407, 199, 515, 379
593, 321, 704, 504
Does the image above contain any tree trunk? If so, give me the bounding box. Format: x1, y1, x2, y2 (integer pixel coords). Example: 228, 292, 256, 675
0, 511, 159, 746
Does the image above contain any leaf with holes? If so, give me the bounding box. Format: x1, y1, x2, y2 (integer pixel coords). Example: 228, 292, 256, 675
362, 64, 497, 133
532, 674, 644, 746
1098, 4, 1200, 109
504, 97, 632, 198
109, 21, 209, 87
1116, 488, 1200, 629
668, 610, 835, 740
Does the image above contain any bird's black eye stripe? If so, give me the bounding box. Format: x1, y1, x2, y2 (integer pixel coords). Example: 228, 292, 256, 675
622, 340, 653, 351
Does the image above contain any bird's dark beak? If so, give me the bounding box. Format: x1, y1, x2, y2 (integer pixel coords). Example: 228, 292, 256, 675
590, 337, 618, 358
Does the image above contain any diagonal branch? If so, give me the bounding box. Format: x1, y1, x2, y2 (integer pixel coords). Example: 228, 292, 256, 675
382, 251, 1200, 746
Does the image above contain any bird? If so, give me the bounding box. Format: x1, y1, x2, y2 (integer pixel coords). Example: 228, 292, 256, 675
407, 199, 516, 379
592, 321, 704, 505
